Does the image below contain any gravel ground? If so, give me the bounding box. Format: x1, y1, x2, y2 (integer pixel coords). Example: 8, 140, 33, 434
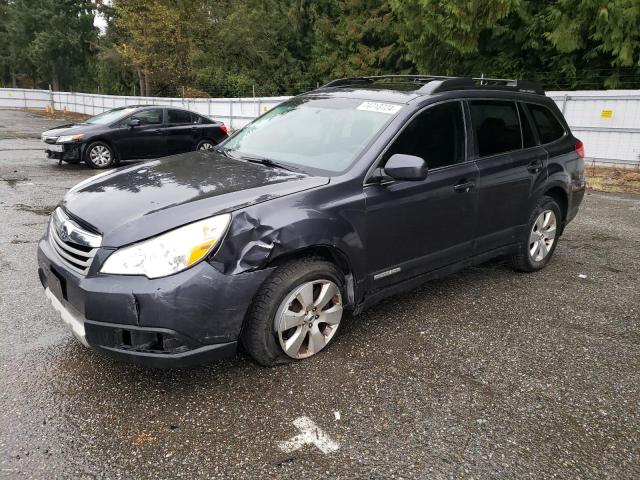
0, 109, 638, 479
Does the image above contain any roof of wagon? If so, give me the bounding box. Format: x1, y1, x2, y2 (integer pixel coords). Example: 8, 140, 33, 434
310, 75, 545, 103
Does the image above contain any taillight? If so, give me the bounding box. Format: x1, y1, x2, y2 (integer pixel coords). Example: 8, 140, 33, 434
219, 124, 228, 135
575, 140, 585, 158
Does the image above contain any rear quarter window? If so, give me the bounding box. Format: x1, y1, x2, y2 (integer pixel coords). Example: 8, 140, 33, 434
528, 104, 565, 144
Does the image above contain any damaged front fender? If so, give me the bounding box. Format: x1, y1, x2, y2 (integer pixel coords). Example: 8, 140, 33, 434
210, 181, 367, 292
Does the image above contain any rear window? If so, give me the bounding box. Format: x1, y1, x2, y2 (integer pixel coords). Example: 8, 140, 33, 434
528, 104, 565, 144
469, 100, 522, 157
168, 109, 192, 124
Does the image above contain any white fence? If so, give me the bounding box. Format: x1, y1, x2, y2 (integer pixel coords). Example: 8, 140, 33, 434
1, 87, 639, 165
548, 90, 640, 166
0, 87, 289, 131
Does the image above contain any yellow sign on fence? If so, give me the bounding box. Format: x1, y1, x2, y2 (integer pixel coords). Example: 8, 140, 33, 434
600, 109, 613, 118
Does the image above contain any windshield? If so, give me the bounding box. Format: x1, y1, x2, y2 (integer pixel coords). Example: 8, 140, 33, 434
86, 107, 137, 125
222, 96, 402, 174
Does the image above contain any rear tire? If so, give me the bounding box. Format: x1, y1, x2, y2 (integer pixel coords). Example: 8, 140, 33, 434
242, 258, 345, 366
196, 139, 216, 151
509, 196, 562, 272
84, 141, 115, 169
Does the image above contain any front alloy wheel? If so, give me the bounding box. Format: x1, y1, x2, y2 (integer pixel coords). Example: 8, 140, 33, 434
275, 280, 343, 359
242, 258, 345, 366
529, 210, 557, 262
85, 142, 114, 169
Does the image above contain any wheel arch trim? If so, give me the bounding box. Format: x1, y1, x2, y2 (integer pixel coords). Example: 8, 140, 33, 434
542, 182, 570, 221
266, 245, 356, 308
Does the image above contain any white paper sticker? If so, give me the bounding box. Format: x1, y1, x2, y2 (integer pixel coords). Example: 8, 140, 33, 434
356, 101, 402, 115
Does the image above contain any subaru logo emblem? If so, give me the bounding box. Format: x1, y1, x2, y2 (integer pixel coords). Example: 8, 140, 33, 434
59, 222, 70, 241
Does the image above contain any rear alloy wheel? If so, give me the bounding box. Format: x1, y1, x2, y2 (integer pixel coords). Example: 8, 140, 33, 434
529, 210, 557, 262
196, 140, 215, 151
85, 142, 115, 169
242, 258, 345, 366
509, 195, 562, 272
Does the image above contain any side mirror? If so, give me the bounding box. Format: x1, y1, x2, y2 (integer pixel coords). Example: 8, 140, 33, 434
384, 154, 428, 181
129, 118, 141, 128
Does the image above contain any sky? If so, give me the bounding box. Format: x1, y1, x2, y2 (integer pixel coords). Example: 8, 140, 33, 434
94, 12, 107, 33
93, 0, 108, 34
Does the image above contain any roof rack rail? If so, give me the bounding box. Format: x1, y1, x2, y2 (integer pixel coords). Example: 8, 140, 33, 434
320, 75, 544, 95
321, 75, 456, 89
472, 77, 544, 94
419, 77, 544, 95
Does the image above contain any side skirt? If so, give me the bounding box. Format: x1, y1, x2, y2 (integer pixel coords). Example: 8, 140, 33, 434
353, 244, 518, 315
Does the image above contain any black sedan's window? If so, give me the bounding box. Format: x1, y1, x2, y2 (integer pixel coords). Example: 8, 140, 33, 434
168, 109, 192, 124
122, 109, 163, 126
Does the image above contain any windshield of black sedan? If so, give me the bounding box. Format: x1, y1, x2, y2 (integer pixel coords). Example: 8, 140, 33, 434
85, 107, 136, 125
222, 97, 402, 174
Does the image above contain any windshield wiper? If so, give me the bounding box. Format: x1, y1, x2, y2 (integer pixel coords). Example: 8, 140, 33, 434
244, 157, 300, 173
221, 149, 301, 173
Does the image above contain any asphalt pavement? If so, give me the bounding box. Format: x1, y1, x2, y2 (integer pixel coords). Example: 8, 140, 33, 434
0, 109, 638, 479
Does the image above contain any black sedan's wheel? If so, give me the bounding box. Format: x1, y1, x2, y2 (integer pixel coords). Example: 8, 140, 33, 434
196, 139, 216, 151
509, 196, 562, 272
85, 141, 115, 169
242, 258, 345, 366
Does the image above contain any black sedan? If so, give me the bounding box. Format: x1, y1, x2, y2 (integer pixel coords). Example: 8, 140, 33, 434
41, 105, 229, 168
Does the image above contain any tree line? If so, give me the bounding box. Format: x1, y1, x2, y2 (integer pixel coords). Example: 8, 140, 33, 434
1, 0, 639, 97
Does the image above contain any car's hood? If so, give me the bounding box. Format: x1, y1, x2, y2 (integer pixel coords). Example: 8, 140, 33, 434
42, 123, 103, 138
61, 151, 329, 247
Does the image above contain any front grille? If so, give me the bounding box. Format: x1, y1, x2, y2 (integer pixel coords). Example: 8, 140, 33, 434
48, 208, 101, 275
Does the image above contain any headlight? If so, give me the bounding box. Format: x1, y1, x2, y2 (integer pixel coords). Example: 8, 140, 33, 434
57, 134, 84, 143
100, 214, 231, 278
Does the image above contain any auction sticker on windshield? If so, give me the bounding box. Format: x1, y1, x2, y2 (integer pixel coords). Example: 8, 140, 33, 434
356, 101, 403, 115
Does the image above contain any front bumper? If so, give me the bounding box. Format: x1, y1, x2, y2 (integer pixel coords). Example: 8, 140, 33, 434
37, 235, 273, 367
44, 142, 82, 162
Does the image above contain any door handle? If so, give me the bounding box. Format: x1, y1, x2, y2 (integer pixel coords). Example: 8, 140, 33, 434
453, 180, 475, 193
527, 159, 544, 173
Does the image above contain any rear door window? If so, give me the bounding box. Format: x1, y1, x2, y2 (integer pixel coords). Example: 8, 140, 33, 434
469, 100, 522, 157
167, 109, 192, 125
385, 101, 466, 170
527, 104, 565, 144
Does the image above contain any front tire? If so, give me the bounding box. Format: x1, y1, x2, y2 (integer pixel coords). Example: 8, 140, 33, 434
509, 196, 562, 272
242, 258, 345, 366
84, 141, 115, 169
